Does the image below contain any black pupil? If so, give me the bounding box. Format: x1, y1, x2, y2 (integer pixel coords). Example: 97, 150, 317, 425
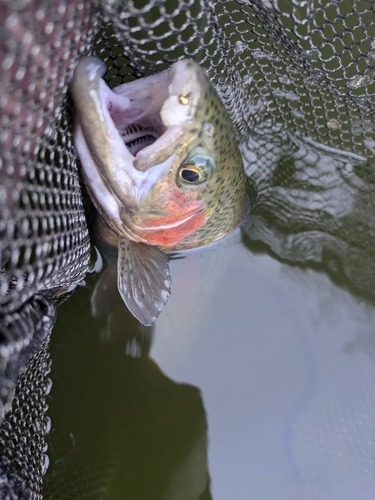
181, 169, 200, 183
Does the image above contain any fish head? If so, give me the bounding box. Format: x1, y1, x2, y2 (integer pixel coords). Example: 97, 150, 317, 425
71, 57, 247, 250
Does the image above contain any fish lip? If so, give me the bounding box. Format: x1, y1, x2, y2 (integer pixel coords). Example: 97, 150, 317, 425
96, 58, 203, 174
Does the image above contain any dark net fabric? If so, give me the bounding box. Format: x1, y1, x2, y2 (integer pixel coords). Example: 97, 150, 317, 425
0, 0, 374, 497
0, 332, 52, 500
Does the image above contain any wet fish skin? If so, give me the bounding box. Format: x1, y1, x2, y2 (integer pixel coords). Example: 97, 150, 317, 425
71, 57, 247, 325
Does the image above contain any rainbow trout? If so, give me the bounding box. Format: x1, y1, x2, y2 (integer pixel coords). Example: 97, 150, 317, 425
70, 56, 247, 325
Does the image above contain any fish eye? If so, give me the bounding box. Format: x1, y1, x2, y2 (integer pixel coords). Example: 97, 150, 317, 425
179, 166, 204, 184
177, 154, 215, 187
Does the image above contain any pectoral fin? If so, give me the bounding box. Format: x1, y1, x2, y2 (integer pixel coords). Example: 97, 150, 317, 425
117, 239, 171, 326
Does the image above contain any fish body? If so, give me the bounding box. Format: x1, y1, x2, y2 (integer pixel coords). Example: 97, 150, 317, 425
70, 56, 247, 325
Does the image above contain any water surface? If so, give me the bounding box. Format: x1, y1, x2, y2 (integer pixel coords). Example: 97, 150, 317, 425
44, 210, 375, 499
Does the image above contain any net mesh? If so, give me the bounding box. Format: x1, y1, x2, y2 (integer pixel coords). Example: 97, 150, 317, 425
0, 0, 374, 497
0, 323, 52, 500
0, 0, 99, 314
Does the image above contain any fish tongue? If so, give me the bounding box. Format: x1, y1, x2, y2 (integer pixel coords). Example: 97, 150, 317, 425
117, 239, 171, 326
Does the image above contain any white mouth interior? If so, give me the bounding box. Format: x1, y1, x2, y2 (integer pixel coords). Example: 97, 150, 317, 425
106, 72, 172, 159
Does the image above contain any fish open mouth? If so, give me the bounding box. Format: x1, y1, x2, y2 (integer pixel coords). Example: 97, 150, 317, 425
72, 57, 202, 178
102, 69, 175, 166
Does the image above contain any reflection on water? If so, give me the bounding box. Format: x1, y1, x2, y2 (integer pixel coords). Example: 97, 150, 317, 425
242, 126, 375, 303
153, 238, 375, 500
44, 190, 375, 499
